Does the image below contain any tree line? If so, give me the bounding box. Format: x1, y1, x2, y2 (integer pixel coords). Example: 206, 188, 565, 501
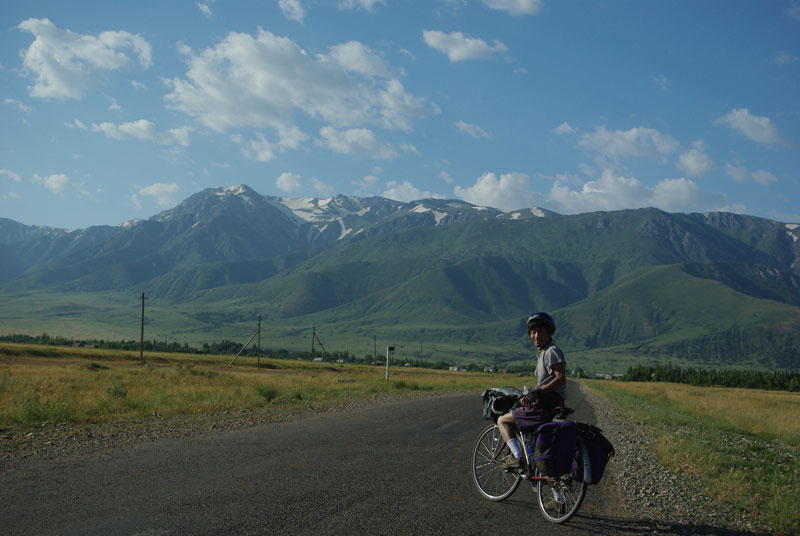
0, 333, 464, 370
620, 363, 799, 392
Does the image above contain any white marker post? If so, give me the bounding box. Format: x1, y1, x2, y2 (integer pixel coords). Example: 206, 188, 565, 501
385, 346, 395, 381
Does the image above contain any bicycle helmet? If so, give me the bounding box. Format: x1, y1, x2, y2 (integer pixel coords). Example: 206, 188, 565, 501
527, 312, 556, 335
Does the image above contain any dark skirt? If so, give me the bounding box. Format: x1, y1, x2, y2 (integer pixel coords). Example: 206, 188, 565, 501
511, 393, 564, 432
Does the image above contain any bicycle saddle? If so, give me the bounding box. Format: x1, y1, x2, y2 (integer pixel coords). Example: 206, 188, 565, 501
553, 406, 574, 420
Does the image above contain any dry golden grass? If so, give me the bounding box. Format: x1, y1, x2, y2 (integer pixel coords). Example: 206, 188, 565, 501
602, 381, 800, 447
585, 380, 800, 535
0, 342, 508, 427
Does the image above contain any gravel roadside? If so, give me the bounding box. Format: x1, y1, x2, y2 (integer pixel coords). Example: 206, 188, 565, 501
580, 383, 774, 535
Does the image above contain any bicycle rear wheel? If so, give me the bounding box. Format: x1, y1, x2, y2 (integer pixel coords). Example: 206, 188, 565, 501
536, 438, 589, 523
472, 424, 521, 501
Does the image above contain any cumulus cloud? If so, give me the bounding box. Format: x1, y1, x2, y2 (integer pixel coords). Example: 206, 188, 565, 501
422, 30, 508, 62
455, 120, 492, 139
33, 173, 71, 194
327, 41, 391, 77
454, 171, 540, 210
677, 140, 714, 177
577, 126, 680, 164
92, 120, 191, 146
382, 180, 441, 202
279, 0, 304, 23
0, 169, 22, 183
548, 169, 720, 214
164, 28, 425, 159
276, 172, 302, 192
240, 127, 308, 162
17, 18, 151, 99
482, 0, 542, 15
555, 122, 577, 135
138, 182, 179, 208
197, 2, 212, 17
725, 163, 777, 186
338, 0, 386, 11
318, 126, 397, 159
4, 98, 32, 114
311, 178, 332, 196
715, 108, 782, 146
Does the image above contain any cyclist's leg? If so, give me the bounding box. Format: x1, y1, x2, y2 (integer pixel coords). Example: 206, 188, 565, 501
496, 411, 517, 443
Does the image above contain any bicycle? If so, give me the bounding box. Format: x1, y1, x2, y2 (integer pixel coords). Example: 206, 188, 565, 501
471, 406, 590, 524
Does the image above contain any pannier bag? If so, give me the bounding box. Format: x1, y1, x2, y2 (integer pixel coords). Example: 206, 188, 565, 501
533, 421, 578, 477
572, 422, 615, 484
481, 387, 522, 422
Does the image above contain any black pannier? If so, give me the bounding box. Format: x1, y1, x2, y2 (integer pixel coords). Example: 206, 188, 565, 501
481, 387, 523, 422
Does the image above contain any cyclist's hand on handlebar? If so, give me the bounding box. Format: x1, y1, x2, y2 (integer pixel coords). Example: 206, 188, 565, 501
521, 387, 541, 407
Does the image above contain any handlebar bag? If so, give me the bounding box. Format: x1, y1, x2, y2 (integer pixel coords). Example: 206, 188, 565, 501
481, 387, 522, 422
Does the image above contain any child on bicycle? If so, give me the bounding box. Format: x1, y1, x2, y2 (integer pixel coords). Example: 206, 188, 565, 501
497, 312, 567, 471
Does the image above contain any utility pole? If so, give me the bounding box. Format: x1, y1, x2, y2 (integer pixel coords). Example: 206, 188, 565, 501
257, 315, 261, 369
373, 335, 377, 363
140, 292, 147, 361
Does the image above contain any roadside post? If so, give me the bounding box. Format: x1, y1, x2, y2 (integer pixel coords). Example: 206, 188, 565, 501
385, 346, 395, 381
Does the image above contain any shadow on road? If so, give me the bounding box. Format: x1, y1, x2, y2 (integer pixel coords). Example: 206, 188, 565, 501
501, 500, 770, 536
567, 515, 772, 536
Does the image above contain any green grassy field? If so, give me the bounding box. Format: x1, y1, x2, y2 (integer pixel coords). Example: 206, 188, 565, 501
585, 380, 800, 535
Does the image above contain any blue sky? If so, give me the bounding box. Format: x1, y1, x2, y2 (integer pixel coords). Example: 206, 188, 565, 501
1, 0, 799, 229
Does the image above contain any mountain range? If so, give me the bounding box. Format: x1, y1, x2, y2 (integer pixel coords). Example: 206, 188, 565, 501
2, 184, 798, 370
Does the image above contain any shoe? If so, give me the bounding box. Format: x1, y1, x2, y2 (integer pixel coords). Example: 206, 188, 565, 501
501, 455, 524, 471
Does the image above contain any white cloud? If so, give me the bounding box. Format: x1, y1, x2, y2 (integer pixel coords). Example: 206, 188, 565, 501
276, 172, 302, 192
279, 0, 305, 23
5, 192, 22, 200
652, 74, 669, 91
164, 28, 426, 154
197, 2, 213, 17
108, 97, 122, 112
676, 140, 714, 177
17, 18, 152, 99
751, 170, 777, 186
422, 30, 508, 62
382, 180, 441, 202
548, 169, 720, 214
439, 170, 455, 184
318, 126, 397, 159
313, 178, 334, 196
4, 98, 32, 114
131, 80, 147, 91
455, 120, 492, 139
33, 173, 71, 194
482, 0, 542, 15
138, 182, 179, 208
327, 41, 391, 77
577, 126, 680, 164
92, 120, 191, 146
338, 0, 386, 11
725, 163, 778, 186
454, 171, 539, 210
715, 108, 782, 145
0, 169, 22, 183
724, 163, 751, 183
65, 118, 87, 130
774, 51, 800, 65
554, 122, 577, 135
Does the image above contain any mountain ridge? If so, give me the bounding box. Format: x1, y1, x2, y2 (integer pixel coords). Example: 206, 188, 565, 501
1, 185, 798, 370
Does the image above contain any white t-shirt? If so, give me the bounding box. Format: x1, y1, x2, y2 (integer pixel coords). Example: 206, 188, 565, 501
536, 341, 567, 400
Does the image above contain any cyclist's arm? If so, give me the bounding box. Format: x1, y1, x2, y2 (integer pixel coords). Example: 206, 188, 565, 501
539, 362, 566, 394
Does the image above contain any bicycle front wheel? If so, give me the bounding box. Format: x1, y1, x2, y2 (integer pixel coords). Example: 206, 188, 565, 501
536, 438, 589, 523
472, 424, 521, 501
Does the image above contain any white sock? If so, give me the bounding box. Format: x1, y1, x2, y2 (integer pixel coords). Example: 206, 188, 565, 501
507, 438, 521, 458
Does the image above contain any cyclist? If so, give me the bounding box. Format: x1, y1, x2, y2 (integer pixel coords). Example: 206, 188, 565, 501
497, 312, 567, 471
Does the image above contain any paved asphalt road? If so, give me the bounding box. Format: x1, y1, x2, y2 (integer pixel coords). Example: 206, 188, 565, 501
2, 381, 645, 536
